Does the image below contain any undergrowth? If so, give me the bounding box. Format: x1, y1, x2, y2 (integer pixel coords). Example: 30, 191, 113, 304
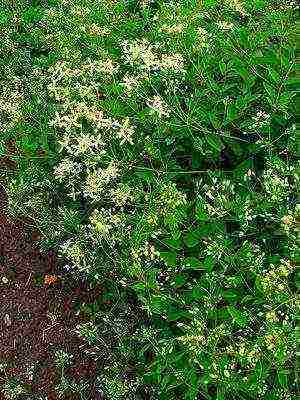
0, 0, 298, 399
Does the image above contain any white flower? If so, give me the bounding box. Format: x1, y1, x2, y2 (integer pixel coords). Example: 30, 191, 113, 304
160, 24, 184, 34
160, 53, 186, 72
81, 58, 119, 76
84, 162, 119, 199
93, 111, 114, 131
111, 183, 134, 207
120, 73, 148, 95
89, 209, 112, 236
253, 110, 270, 122
70, 133, 105, 156
226, 0, 246, 16
121, 38, 160, 70
251, 110, 271, 129
197, 27, 209, 37
216, 21, 235, 30
146, 95, 170, 118
53, 158, 82, 182
116, 117, 135, 145
85, 24, 110, 36
99, 58, 119, 75
121, 74, 138, 93
266, 311, 279, 322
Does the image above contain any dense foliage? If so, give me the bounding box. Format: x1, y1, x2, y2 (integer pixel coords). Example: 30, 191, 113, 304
0, 0, 298, 399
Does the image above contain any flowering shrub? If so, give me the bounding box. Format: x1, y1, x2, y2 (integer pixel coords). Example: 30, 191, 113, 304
0, 0, 297, 399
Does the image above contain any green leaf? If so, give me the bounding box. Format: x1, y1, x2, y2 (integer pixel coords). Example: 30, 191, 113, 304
263, 82, 277, 105
191, 150, 202, 168
134, 169, 156, 182
0, 142, 6, 157
183, 257, 203, 270
223, 289, 240, 304
159, 251, 177, 267
277, 370, 288, 389
203, 255, 215, 272
226, 104, 239, 123
191, 286, 207, 300
208, 307, 230, 321
162, 237, 182, 250
219, 61, 226, 74
0, 10, 10, 24
268, 67, 281, 84
174, 274, 187, 287
133, 282, 146, 292
195, 198, 208, 221
227, 306, 249, 327
169, 226, 181, 240
233, 159, 252, 179
167, 307, 190, 321
183, 230, 200, 248
150, 295, 170, 313
22, 6, 43, 24
205, 134, 223, 152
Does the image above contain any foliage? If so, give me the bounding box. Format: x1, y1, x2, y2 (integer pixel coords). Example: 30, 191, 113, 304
0, 0, 297, 399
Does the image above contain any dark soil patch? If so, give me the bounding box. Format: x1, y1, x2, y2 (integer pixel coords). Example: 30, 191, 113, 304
0, 185, 102, 399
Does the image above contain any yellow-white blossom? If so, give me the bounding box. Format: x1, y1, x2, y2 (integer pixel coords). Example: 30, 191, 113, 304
160, 53, 186, 72
82, 58, 119, 76
160, 24, 184, 34
217, 21, 235, 30
121, 37, 186, 73
281, 215, 295, 226
116, 117, 135, 145
197, 27, 209, 38
111, 183, 134, 207
266, 311, 279, 323
84, 161, 119, 199
85, 24, 110, 36
226, 0, 246, 16
120, 73, 148, 95
89, 209, 112, 235
121, 38, 160, 70
146, 95, 170, 118
70, 6, 90, 17
53, 158, 82, 182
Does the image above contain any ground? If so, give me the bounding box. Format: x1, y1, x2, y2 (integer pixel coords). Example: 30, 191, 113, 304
0, 185, 101, 399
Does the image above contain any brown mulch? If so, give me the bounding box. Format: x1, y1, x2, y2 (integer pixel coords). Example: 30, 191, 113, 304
0, 185, 103, 399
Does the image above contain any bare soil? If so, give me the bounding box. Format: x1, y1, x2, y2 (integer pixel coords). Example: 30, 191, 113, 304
0, 184, 102, 399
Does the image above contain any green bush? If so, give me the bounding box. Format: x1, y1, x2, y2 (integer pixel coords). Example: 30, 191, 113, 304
0, 0, 297, 399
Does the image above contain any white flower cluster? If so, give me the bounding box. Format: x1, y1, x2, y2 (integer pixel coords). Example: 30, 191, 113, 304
251, 109, 271, 129
262, 169, 290, 202
89, 207, 128, 243
160, 24, 185, 34
146, 95, 171, 118
120, 72, 149, 96
160, 53, 186, 72
158, 182, 187, 216
50, 106, 135, 151
110, 183, 134, 207
115, 117, 136, 145
121, 38, 186, 73
226, 0, 247, 16
202, 179, 236, 218
196, 27, 210, 48
83, 23, 110, 37
58, 238, 89, 271
216, 21, 235, 30
83, 161, 120, 200
0, 77, 24, 133
47, 58, 117, 103
53, 158, 83, 183
121, 38, 160, 70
